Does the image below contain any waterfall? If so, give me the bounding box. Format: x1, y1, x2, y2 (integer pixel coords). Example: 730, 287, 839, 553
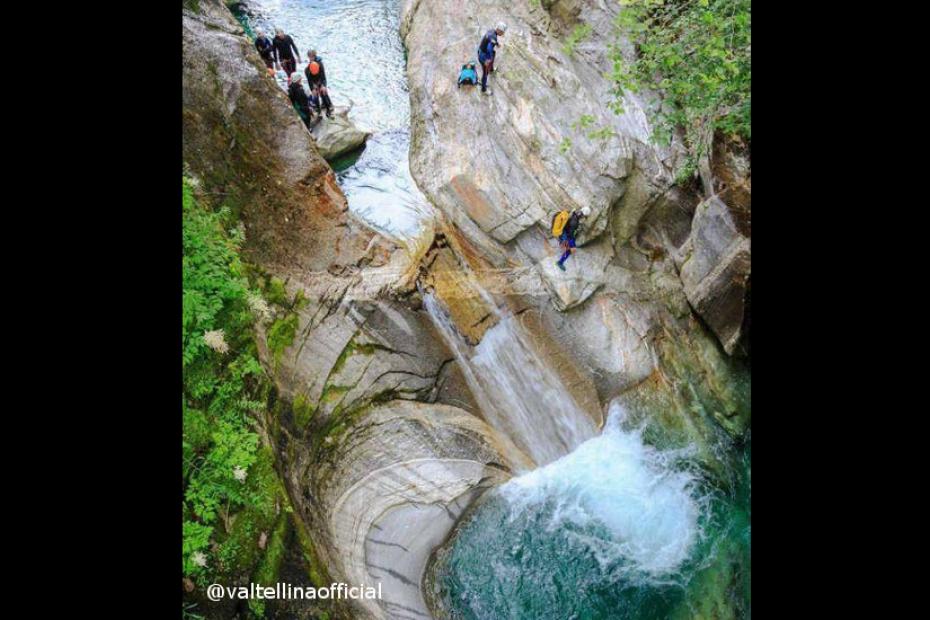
428, 402, 715, 620
501, 401, 705, 581
423, 292, 597, 470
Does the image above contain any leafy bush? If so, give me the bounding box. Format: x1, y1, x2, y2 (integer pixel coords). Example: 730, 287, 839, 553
611, 0, 751, 162
182, 177, 278, 585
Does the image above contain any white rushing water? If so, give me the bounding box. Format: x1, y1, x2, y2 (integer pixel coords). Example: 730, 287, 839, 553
423, 293, 597, 469
502, 401, 705, 582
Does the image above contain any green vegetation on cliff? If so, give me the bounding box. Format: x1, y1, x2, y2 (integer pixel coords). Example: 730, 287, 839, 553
612, 0, 751, 162
182, 177, 287, 597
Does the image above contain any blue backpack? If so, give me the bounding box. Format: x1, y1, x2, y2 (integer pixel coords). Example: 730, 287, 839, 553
458, 62, 478, 85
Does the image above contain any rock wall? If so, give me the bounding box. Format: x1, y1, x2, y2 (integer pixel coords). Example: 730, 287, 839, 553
402, 0, 750, 459
184, 3, 514, 619
402, 0, 751, 359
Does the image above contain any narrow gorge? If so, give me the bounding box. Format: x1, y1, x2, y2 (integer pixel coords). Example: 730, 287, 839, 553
182, 1, 750, 618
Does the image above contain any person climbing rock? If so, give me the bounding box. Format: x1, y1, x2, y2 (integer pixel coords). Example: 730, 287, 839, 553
477, 22, 506, 95
287, 72, 315, 130
556, 206, 591, 271
457, 61, 479, 87
272, 28, 300, 76
305, 56, 334, 119
254, 29, 275, 69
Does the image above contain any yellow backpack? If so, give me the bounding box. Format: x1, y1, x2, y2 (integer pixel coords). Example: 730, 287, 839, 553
551, 210, 570, 237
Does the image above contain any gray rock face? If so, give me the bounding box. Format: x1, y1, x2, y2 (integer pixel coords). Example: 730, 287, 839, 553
402, 0, 751, 361
680, 196, 751, 356
317, 401, 511, 620
310, 106, 371, 161
402, 0, 679, 254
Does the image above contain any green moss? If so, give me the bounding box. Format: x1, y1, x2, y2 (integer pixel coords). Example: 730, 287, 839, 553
249, 513, 290, 617
291, 513, 331, 588
292, 393, 317, 428
265, 277, 290, 307
267, 313, 300, 365
321, 384, 350, 406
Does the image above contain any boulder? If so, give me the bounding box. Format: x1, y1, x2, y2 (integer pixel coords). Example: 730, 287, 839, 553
310, 106, 371, 161
680, 196, 751, 356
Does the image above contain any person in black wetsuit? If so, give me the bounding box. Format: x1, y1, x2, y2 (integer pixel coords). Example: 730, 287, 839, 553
254, 29, 274, 69
272, 28, 300, 76
287, 72, 315, 130
305, 52, 334, 119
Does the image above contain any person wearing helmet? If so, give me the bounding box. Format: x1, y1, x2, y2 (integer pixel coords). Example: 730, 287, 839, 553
254, 30, 275, 69
272, 27, 300, 76
305, 51, 334, 118
556, 206, 591, 271
477, 22, 506, 95
287, 72, 315, 130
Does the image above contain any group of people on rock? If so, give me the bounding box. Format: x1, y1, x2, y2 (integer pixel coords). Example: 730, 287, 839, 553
254, 28, 335, 129
255, 21, 588, 270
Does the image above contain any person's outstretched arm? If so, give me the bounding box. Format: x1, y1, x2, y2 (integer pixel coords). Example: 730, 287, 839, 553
290, 37, 300, 60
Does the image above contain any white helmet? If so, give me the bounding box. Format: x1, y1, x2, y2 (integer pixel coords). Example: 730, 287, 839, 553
581, 206, 592, 217
496, 22, 507, 33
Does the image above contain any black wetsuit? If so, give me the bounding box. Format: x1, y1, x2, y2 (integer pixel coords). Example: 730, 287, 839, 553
288, 82, 314, 129
304, 55, 328, 87
255, 36, 274, 68
305, 58, 333, 113
273, 34, 300, 75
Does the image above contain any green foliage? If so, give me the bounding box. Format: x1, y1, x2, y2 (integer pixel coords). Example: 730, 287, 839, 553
265, 277, 290, 307
182, 177, 281, 585
182, 520, 213, 577
572, 114, 596, 131
611, 0, 751, 162
563, 23, 593, 56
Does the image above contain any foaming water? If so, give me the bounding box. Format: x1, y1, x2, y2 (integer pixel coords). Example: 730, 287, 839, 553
423, 292, 596, 469
500, 402, 704, 581
429, 403, 751, 620
247, 0, 433, 242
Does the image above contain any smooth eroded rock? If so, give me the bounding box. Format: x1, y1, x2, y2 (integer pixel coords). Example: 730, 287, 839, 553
310, 106, 371, 160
